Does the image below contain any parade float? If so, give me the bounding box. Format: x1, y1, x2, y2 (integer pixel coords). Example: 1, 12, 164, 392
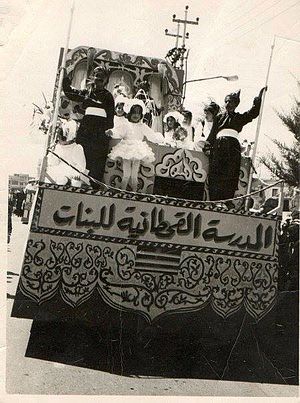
11, 5, 295, 384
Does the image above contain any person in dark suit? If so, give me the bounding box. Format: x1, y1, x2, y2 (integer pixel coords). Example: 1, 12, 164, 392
62, 66, 115, 186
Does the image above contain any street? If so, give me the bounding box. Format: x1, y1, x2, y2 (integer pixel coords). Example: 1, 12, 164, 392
6, 215, 298, 397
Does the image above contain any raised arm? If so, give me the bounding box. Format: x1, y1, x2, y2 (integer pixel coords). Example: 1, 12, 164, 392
62, 75, 87, 103
239, 87, 267, 124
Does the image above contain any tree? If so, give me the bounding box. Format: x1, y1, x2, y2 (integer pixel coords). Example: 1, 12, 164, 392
260, 84, 300, 188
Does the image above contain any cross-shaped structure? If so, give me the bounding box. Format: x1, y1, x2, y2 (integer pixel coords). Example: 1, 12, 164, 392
165, 5, 199, 69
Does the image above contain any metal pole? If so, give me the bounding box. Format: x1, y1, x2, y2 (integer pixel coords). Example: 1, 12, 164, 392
275, 34, 300, 44
181, 75, 237, 106
246, 36, 276, 207
39, 0, 75, 182
183, 76, 223, 85
175, 22, 180, 48
180, 6, 188, 69
182, 6, 188, 48
278, 181, 285, 216
181, 48, 190, 107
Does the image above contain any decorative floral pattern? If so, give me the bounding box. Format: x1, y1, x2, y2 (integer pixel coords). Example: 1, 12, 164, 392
155, 148, 208, 182
58, 46, 181, 117
104, 144, 209, 193
18, 234, 278, 321
104, 158, 155, 193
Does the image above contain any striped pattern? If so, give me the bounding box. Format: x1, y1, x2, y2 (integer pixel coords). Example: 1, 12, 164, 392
29, 226, 278, 262
135, 247, 181, 273
7, 271, 19, 284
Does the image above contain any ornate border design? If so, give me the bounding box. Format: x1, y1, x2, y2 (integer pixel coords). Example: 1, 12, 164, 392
58, 46, 181, 113
18, 234, 278, 322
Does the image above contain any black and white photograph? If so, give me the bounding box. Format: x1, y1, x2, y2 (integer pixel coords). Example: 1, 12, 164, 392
1, 0, 300, 400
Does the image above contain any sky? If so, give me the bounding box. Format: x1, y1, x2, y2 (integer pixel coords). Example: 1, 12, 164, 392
0, 0, 300, 177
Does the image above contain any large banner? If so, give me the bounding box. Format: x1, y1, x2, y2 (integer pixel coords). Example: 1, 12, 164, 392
13, 184, 279, 322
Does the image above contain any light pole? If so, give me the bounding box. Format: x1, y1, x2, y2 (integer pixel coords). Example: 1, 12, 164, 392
183, 75, 238, 86
181, 75, 238, 105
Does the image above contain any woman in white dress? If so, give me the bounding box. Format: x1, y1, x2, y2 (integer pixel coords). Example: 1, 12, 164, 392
109, 99, 163, 192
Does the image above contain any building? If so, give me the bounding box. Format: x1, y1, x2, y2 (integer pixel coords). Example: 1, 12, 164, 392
250, 177, 295, 219
8, 173, 35, 192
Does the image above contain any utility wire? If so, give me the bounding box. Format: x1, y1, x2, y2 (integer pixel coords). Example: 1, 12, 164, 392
220, 0, 253, 24
234, 1, 300, 41
191, 0, 294, 75
203, 0, 298, 59
222, 0, 284, 38
274, 21, 300, 56
214, 0, 281, 43
193, 0, 270, 61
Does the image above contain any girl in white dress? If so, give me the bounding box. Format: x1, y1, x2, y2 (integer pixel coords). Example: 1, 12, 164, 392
163, 111, 183, 147
111, 95, 129, 139
47, 125, 89, 187
180, 110, 195, 150
109, 99, 163, 192
194, 101, 220, 151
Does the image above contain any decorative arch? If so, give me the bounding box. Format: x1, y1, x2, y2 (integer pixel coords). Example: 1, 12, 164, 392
106, 70, 134, 98
71, 60, 87, 90
57, 46, 182, 117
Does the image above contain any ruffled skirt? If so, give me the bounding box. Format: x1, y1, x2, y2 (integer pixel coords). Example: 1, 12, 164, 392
108, 139, 155, 163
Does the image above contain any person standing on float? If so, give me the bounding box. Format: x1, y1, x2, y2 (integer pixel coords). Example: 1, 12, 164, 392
205, 87, 267, 202
62, 66, 115, 186
194, 101, 220, 151
108, 98, 163, 192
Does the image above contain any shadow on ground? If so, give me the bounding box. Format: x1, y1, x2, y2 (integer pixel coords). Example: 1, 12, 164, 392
24, 291, 298, 385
